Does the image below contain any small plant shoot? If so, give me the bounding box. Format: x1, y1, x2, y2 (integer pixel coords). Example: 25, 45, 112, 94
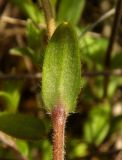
42, 22, 81, 160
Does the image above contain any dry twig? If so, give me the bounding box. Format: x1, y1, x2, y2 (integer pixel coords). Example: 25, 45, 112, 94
1, 16, 26, 26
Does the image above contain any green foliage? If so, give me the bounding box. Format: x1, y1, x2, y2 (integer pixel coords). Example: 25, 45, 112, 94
39, 139, 52, 160
57, 0, 85, 25
0, 113, 46, 140
67, 140, 88, 159
10, 20, 45, 66
80, 33, 108, 68
0, 81, 23, 112
10, 47, 35, 60
16, 140, 29, 158
42, 23, 81, 112
27, 20, 42, 49
1, 0, 122, 159
12, 0, 44, 23
83, 102, 111, 146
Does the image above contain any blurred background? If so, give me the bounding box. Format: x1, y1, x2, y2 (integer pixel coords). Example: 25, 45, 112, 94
0, 0, 122, 159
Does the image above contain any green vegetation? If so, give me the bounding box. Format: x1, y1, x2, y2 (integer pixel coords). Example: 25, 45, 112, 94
0, 0, 122, 159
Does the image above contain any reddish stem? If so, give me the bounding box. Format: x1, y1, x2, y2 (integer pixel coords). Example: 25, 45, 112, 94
52, 105, 67, 160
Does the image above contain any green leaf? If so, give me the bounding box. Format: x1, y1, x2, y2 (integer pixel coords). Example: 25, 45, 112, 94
10, 20, 45, 66
57, 0, 85, 25
42, 23, 81, 112
80, 33, 108, 68
10, 47, 37, 63
16, 140, 29, 158
10, 47, 34, 58
10, 47, 44, 66
27, 20, 42, 49
108, 77, 122, 98
40, 139, 52, 160
0, 92, 11, 102
68, 139, 88, 159
12, 0, 44, 23
0, 81, 23, 112
83, 102, 111, 146
0, 113, 46, 140
26, 20, 45, 65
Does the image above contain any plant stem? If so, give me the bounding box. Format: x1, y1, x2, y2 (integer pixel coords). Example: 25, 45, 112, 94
40, 0, 56, 38
52, 105, 67, 160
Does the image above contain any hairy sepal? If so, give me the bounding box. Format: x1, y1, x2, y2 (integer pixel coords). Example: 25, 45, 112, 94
42, 23, 81, 113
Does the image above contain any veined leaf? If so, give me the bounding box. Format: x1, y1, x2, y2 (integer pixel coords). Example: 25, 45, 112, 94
0, 113, 46, 140
42, 23, 81, 112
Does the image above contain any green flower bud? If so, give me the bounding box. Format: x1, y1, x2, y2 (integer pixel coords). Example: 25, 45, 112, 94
42, 23, 81, 113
